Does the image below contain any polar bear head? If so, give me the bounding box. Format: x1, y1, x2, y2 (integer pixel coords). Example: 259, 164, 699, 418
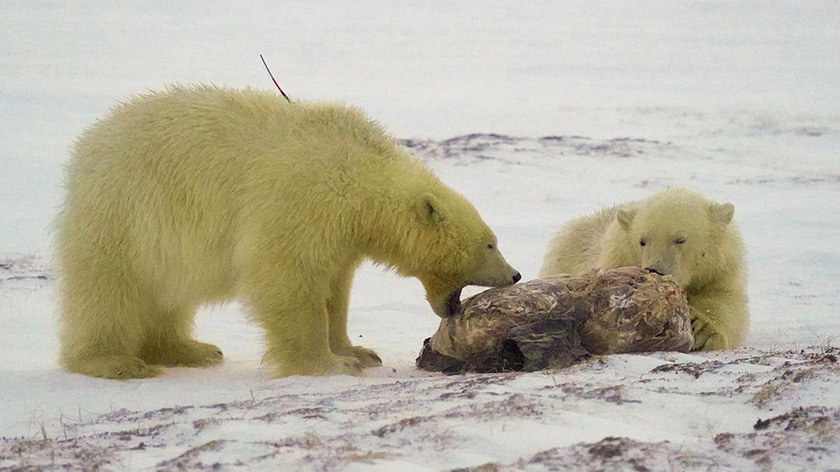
615, 188, 736, 288
399, 191, 520, 318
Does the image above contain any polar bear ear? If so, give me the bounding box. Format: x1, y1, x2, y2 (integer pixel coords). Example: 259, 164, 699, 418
417, 193, 444, 224
616, 208, 636, 231
709, 202, 735, 225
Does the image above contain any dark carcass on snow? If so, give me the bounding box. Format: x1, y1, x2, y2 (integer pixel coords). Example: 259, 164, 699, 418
417, 267, 693, 373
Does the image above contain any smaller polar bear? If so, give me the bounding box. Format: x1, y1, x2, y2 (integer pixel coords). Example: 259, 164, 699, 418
540, 188, 748, 350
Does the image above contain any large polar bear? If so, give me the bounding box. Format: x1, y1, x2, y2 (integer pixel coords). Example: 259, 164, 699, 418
56, 86, 520, 379
540, 188, 748, 350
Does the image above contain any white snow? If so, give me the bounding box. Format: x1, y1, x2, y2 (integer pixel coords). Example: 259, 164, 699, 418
1, 1, 839, 470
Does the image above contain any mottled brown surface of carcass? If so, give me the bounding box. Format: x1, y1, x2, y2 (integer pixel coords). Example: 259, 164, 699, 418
417, 267, 693, 373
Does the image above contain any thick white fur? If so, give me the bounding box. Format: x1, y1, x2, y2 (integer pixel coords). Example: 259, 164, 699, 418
55, 85, 519, 378
540, 188, 748, 350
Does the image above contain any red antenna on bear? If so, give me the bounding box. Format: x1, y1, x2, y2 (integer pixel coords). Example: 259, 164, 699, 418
259, 54, 292, 103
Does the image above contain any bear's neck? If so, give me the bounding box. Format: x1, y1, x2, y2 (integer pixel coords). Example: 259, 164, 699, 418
354, 174, 431, 278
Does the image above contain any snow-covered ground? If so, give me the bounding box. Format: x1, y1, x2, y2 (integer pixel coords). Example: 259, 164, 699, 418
2, 2, 839, 470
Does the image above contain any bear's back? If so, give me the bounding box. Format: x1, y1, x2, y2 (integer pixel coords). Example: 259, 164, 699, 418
64, 86, 412, 213
72, 86, 396, 173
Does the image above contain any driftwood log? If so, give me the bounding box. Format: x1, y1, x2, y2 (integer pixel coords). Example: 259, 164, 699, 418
416, 267, 693, 373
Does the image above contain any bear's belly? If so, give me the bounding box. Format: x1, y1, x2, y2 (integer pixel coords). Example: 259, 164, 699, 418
134, 236, 240, 308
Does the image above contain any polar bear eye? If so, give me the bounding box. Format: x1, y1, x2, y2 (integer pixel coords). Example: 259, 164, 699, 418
675, 237, 686, 245
639, 239, 646, 247
487, 243, 495, 250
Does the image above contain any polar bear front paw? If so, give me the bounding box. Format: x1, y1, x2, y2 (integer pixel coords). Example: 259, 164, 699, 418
334, 345, 383, 368
276, 353, 364, 377
691, 317, 728, 351
324, 354, 365, 375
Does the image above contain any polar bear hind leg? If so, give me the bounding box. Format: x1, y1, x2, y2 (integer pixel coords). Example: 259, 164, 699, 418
137, 306, 224, 367
59, 256, 161, 379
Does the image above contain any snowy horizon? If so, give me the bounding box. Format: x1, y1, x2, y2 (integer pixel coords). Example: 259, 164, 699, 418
2, 2, 839, 470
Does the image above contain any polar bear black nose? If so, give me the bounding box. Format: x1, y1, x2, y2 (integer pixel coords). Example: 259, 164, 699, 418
513, 272, 522, 283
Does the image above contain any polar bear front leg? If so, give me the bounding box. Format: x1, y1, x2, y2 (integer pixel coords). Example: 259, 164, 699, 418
139, 307, 224, 367
689, 296, 733, 351
326, 265, 383, 368
249, 281, 364, 377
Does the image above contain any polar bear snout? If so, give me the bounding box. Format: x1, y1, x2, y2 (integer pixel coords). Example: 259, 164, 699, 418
470, 267, 521, 288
